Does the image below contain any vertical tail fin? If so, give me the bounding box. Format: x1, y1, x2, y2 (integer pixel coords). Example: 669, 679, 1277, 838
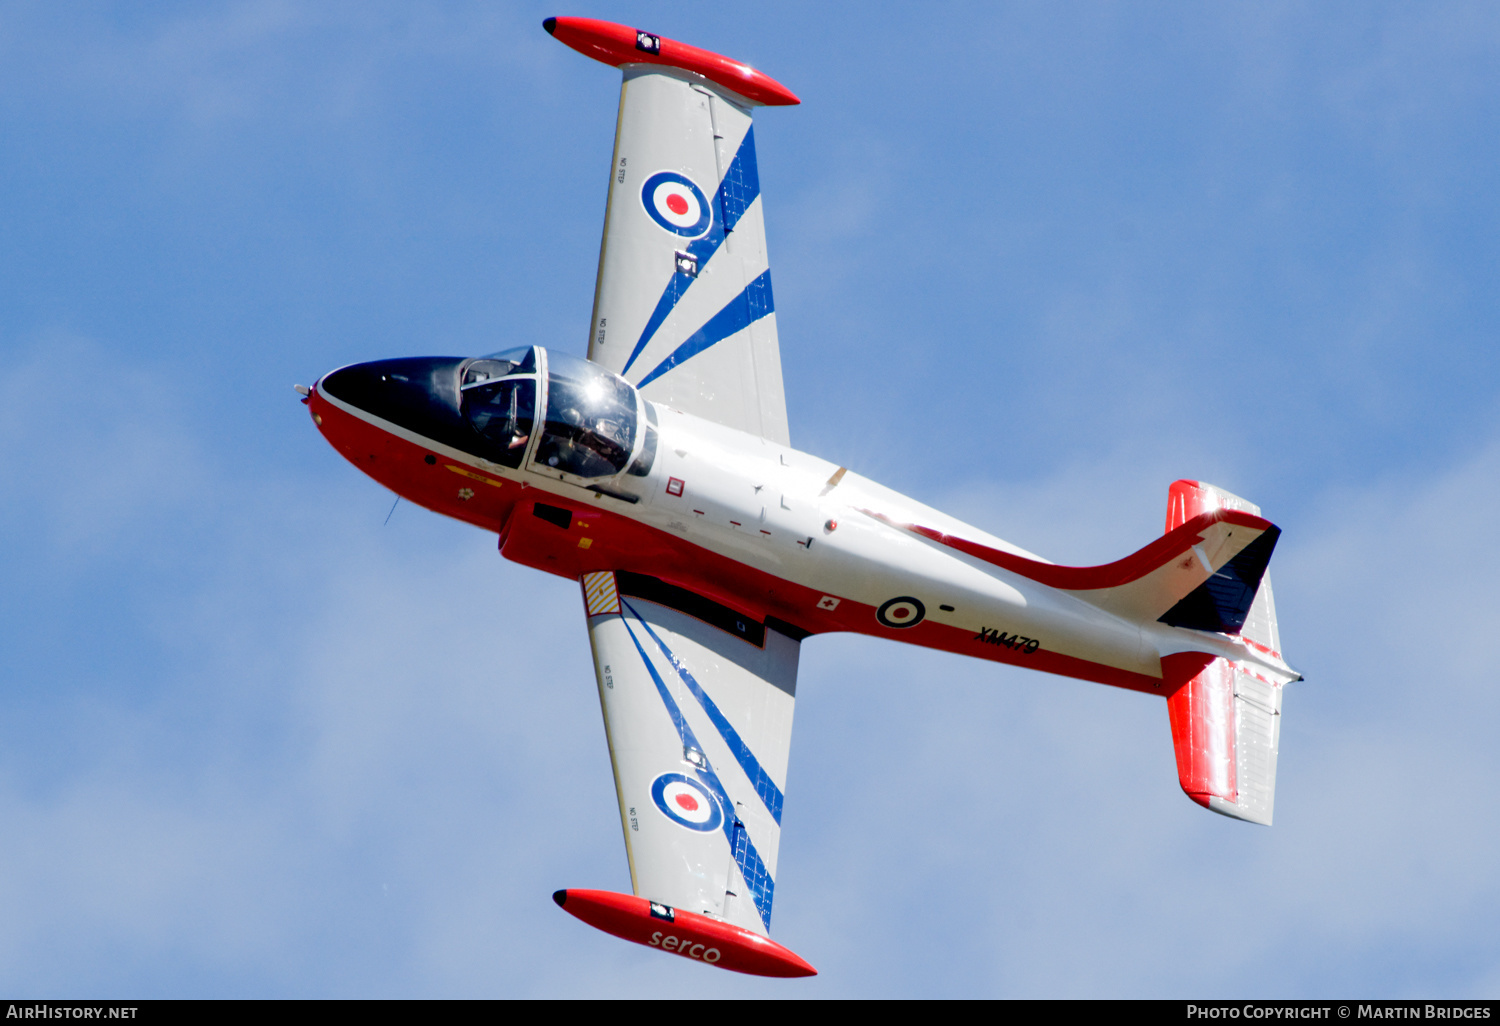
1163, 481, 1291, 826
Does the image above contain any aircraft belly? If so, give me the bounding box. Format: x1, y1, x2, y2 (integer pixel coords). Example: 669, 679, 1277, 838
624, 423, 1157, 680
804, 527, 1154, 677
315, 389, 1162, 688
307, 24, 1300, 973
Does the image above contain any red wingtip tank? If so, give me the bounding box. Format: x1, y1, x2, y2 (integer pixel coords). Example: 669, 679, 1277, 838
543, 16, 800, 107
553, 889, 817, 978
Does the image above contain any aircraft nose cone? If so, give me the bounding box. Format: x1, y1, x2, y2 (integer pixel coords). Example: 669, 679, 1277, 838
319, 357, 472, 450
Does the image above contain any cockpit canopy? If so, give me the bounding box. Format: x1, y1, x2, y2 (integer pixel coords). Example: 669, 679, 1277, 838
458, 346, 655, 480
461, 347, 538, 467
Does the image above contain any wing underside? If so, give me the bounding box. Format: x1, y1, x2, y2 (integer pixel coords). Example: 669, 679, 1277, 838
580, 570, 800, 936
586, 66, 790, 445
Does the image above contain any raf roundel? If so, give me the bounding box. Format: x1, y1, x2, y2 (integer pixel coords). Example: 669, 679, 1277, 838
651, 772, 723, 832
876, 596, 926, 629
641, 171, 713, 239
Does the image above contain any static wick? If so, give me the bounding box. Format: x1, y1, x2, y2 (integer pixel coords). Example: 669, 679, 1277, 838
384, 496, 400, 525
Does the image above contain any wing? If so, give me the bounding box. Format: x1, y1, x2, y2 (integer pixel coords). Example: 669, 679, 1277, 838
579, 570, 801, 936
551, 18, 797, 445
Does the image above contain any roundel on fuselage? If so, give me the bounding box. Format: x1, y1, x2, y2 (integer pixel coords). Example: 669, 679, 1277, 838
876, 596, 926, 629
641, 172, 712, 239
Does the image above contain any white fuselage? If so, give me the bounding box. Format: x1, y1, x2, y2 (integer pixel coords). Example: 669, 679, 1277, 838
523, 402, 1243, 685
315, 379, 1287, 689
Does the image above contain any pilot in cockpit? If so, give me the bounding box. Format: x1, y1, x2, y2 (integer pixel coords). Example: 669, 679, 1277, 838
535, 354, 637, 479
460, 347, 638, 480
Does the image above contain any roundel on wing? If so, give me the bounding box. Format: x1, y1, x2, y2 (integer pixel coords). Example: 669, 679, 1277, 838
641, 171, 713, 238
650, 772, 723, 832
876, 596, 926, 629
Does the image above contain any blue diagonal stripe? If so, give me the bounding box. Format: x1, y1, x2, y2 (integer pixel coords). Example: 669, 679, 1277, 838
626, 608, 785, 826
635, 270, 774, 391
621, 127, 762, 377
622, 266, 702, 378
620, 603, 776, 929
717, 126, 761, 235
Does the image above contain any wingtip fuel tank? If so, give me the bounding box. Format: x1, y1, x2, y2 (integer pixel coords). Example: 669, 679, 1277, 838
543, 15, 801, 107
553, 888, 817, 978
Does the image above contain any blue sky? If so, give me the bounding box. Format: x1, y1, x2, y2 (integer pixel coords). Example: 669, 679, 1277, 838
1, 2, 1497, 998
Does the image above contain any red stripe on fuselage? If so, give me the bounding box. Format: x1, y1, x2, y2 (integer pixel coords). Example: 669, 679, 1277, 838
309, 390, 1173, 695
310, 388, 517, 534
866, 509, 1271, 592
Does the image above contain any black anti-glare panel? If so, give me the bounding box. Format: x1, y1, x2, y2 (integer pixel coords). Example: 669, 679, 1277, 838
319, 357, 473, 452
1159, 526, 1280, 634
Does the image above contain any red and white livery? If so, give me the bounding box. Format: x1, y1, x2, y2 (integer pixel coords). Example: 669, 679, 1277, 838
300, 16, 1299, 978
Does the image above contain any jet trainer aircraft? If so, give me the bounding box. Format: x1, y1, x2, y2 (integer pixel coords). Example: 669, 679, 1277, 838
300, 17, 1299, 978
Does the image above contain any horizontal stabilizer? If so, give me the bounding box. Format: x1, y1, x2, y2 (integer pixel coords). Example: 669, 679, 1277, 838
1166, 655, 1284, 825
1161, 481, 1290, 825
1158, 524, 1280, 633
